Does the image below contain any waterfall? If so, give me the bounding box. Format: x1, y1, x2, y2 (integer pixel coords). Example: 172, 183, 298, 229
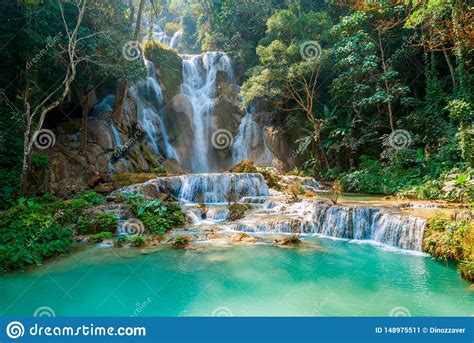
232, 106, 274, 167
111, 122, 123, 148
130, 61, 179, 161
91, 95, 115, 117
170, 30, 182, 49
231, 201, 426, 251
179, 52, 235, 172
119, 173, 426, 251
121, 173, 270, 203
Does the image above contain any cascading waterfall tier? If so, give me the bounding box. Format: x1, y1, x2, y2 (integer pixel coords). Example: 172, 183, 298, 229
121, 173, 270, 203
118, 173, 426, 251
180, 52, 234, 172
233, 200, 425, 251
129, 61, 179, 161
232, 106, 274, 167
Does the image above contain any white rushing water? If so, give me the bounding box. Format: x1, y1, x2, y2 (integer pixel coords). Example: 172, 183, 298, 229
130, 60, 179, 161
120, 173, 426, 251
180, 52, 235, 172
232, 106, 274, 167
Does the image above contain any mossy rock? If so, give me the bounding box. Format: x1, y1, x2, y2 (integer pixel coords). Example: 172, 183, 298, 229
169, 235, 190, 249
230, 160, 258, 173
274, 234, 302, 246
144, 40, 183, 104
112, 173, 158, 188
227, 203, 251, 221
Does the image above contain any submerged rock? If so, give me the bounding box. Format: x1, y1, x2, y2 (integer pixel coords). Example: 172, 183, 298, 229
232, 232, 257, 243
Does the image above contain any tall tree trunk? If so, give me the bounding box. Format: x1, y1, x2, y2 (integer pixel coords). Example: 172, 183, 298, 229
81, 86, 92, 153
313, 129, 330, 171
20, 118, 32, 196
378, 30, 395, 132
112, 0, 145, 127
128, 0, 135, 25
134, 0, 145, 40
442, 49, 457, 87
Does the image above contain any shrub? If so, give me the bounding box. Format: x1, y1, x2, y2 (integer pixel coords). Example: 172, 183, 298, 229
150, 165, 167, 174
230, 160, 258, 173
90, 232, 113, 243
423, 211, 473, 281
459, 261, 474, 282
126, 193, 186, 235
115, 235, 129, 247
130, 235, 145, 247
399, 168, 473, 202
169, 235, 190, 249
75, 211, 118, 234
0, 196, 73, 272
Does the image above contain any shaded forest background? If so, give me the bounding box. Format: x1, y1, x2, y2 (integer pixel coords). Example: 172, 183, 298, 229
0, 0, 473, 207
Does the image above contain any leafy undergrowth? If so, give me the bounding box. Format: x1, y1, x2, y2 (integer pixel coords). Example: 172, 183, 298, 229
0, 191, 187, 272
0, 192, 108, 272
336, 154, 473, 202
398, 169, 473, 202
169, 235, 190, 249
126, 193, 186, 235
423, 211, 474, 282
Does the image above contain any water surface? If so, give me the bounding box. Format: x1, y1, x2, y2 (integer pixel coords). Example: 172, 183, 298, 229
1, 238, 472, 316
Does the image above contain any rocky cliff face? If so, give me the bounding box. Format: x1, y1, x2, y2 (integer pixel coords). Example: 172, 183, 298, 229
37, 44, 295, 195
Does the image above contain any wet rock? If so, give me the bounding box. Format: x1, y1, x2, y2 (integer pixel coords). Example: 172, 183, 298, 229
232, 232, 257, 243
